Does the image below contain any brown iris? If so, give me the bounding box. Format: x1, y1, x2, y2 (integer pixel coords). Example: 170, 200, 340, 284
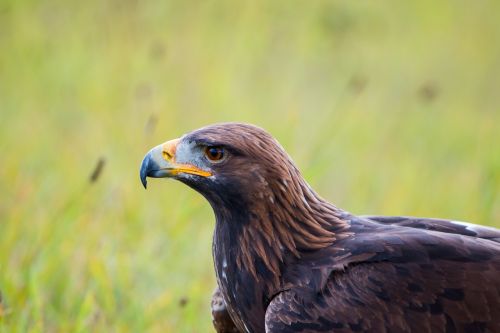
205, 146, 225, 162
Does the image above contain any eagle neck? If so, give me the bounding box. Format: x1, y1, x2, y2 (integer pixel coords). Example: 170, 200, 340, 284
210, 179, 349, 332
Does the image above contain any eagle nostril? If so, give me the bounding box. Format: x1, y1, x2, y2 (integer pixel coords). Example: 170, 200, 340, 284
163, 150, 172, 160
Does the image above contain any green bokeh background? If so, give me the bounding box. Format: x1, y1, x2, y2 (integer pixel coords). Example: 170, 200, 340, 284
1, 1, 499, 332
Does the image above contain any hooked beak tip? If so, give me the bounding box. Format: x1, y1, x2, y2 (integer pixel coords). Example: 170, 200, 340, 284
140, 153, 152, 189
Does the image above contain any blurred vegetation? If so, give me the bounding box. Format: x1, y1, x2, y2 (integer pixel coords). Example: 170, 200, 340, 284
0, 0, 499, 332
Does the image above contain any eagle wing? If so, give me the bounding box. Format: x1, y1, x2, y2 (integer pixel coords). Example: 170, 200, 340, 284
362, 215, 500, 243
266, 227, 500, 333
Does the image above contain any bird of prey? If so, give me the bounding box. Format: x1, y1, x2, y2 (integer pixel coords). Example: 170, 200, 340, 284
140, 123, 500, 333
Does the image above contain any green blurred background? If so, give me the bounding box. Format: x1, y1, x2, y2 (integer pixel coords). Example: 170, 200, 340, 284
1, 0, 499, 332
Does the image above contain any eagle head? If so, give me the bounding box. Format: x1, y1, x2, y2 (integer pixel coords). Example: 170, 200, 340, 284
140, 122, 300, 211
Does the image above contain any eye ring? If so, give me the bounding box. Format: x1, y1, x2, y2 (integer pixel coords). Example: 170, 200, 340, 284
204, 146, 226, 163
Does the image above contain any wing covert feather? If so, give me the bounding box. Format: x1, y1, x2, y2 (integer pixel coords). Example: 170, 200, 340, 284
361, 216, 500, 243
266, 260, 500, 333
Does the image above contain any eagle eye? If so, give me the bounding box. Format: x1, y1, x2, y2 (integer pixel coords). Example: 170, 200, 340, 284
204, 146, 226, 162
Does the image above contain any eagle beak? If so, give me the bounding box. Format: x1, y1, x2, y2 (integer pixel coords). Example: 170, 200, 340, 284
140, 138, 212, 189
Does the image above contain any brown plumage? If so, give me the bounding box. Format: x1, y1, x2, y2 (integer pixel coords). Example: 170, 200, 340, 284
140, 123, 500, 333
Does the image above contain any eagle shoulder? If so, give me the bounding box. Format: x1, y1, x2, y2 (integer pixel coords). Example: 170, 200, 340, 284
266, 227, 500, 332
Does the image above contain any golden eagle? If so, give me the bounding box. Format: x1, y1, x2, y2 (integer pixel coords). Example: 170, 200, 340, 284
140, 123, 500, 333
